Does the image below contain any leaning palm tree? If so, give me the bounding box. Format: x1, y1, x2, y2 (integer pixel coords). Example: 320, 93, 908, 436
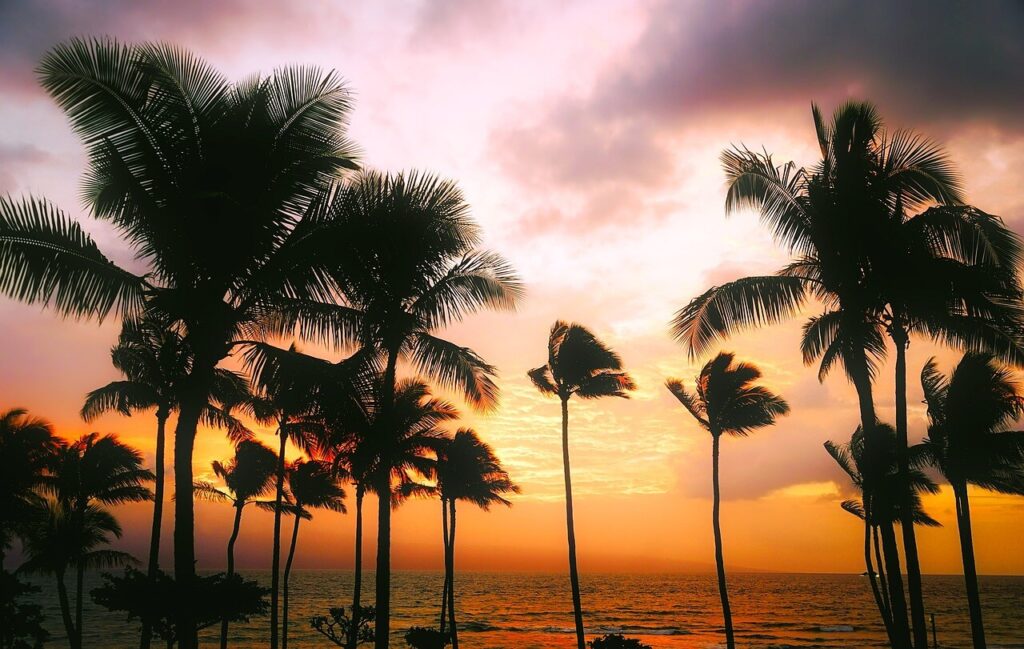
0, 408, 59, 569
428, 429, 518, 649
280, 460, 346, 649
529, 321, 635, 649
194, 439, 279, 649
825, 424, 941, 646
666, 352, 788, 649
920, 354, 1024, 649
670, 102, 1011, 648
0, 40, 358, 648
81, 313, 251, 649
32, 432, 152, 649
265, 170, 522, 648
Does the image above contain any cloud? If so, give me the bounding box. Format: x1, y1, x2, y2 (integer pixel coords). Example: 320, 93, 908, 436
0, 142, 54, 192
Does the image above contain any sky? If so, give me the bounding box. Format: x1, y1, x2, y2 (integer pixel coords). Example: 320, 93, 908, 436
1, 0, 1024, 575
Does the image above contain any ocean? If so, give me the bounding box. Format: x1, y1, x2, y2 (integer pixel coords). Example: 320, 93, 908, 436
21, 570, 1024, 648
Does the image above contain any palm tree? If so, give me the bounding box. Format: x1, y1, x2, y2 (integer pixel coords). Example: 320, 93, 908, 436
666, 352, 789, 649
280, 460, 346, 649
267, 170, 522, 648
428, 429, 518, 649
194, 439, 279, 649
920, 354, 1024, 649
669, 102, 1014, 647
0, 40, 359, 648
19, 500, 133, 649
0, 408, 59, 569
26, 432, 152, 649
825, 424, 941, 645
81, 313, 251, 649
529, 321, 635, 649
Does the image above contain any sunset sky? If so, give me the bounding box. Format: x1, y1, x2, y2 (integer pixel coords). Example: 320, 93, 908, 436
1, 0, 1023, 576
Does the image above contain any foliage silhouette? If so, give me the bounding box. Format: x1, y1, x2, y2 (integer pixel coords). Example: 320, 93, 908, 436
0, 38, 358, 649
667, 352, 788, 649
92, 567, 269, 648
530, 321, 635, 649
0, 409, 59, 569
0, 570, 49, 649
311, 605, 376, 647
920, 353, 1024, 649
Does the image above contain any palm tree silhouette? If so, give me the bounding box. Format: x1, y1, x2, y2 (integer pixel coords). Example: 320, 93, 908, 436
280, 459, 346, 649
667, 352, 788, 649
81, 314, 251, 649
428, 429, 518, 649
825, 424, 941, 645
0, 408, 59, 570
243, 376, 326, 649
530, 321, 635, 649
25, 433, 152, 649
919, 354, 1024, 649
0, 40, 358, 648
194, 439, 279, 649
268, 170, 522, 647
669, 102, 1001, 647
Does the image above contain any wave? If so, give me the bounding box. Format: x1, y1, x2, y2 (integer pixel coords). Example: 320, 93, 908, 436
534, 625, 692, 636
819, 625, 855, 632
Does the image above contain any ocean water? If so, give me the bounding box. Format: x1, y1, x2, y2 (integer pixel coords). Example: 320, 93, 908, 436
22, 570, 1024, 648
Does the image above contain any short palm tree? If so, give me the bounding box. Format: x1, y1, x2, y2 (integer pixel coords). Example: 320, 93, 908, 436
666, 352, 788, 649
81, 313, 251, 649
0, 408, 59, 568
280, 459, 346, 649
430, 429, 518, 649
529, 321, 635, 649
268, 170, 522, 648
0, 40, 359, 648
825, 424, 941, 645
920, 354, 1024, 649
29, 432, 152, 649
194, 439, 279, 649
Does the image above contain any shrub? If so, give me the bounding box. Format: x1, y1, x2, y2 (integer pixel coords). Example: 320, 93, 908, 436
588, 634, 653, 649
404, 626, 450, 649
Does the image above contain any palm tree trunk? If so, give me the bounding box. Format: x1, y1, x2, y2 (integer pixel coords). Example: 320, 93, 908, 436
892, 322, 928, 649
439, 498, 449, 634
954, 483, 987, 649
221, 503, 245, 649
711, 433, 735, 649
75, 560, 85, 649
141, 410, 168, 649
847, 350, 911, 649
173, 389, 206, 649
271, 427, 288, 649
560, 397, 586, 649
880, 520, 911, 647
348, 485, 364, 649
283, 514, 302, 649
873, 524, 892, 619
374, 348, 399, 649
56, 568, 79, 649
863, 511, 893, 642
447, 499, 458, 649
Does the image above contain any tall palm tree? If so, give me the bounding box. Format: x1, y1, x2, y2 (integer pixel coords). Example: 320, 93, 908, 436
267, 170, 522, 647
0, 408, 59, 569
428, 429, 518, 649
670, 102, 1012, 648
666, 352, 789, 649
920, 354, 1024, 649
825, 424, 941, 645
194, 439, 279, 649
280, 460, 346, 649
81, 313, 251, 649
529, 321, 635, 649
0, 40, 359, 648
29, 432, 152, 649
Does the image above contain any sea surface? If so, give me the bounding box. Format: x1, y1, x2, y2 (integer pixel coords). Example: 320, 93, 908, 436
21, 570, 1024, 648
